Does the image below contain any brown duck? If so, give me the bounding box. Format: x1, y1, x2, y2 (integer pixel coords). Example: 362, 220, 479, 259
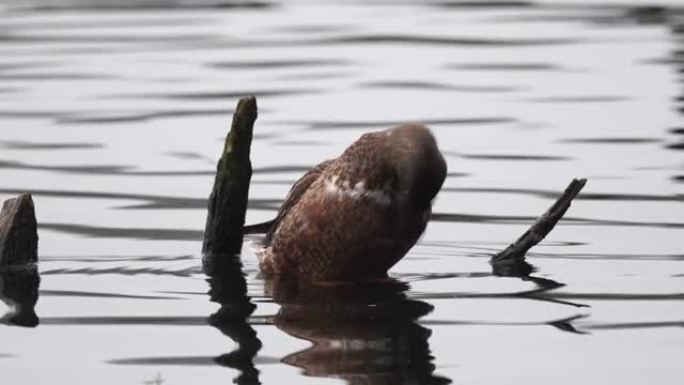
257, 124, 446, 282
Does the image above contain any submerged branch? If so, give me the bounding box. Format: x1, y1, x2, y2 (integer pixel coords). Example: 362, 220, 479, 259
491, 178, 587, 265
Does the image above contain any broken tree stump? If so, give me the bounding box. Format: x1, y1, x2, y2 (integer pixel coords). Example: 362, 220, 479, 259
491, 178, 587, 268
0, 193, 38, 266
203, 96, 257, 256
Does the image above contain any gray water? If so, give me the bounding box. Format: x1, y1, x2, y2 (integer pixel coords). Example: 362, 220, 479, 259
0, 1, 683, 384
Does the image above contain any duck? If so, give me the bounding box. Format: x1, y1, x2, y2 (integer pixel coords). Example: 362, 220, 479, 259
256, 124, 447, 283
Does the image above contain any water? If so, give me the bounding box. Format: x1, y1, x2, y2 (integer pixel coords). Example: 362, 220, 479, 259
0, 1, 683, 384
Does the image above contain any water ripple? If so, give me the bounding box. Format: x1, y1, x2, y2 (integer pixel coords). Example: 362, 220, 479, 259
0, 140, 103, 150
40, 266, 200, 277
440, 186, 684, 203
431, 212, 684, 229
317, 34, 580, 47
297, 117, 516, 130
40, 290, 181, 300
108, 355, 280, 366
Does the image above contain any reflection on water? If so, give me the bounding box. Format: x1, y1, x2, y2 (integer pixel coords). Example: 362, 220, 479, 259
671, 22, 684, 182
1, 0, 683, 384
204, 254, 262, 384
491, 257, 589, 310
204, 253, 451, 384
0, 267, 40, 327
268, 278, 450, 385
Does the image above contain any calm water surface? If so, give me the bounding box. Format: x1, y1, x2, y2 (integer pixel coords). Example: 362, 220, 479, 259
0, 1, 683, 384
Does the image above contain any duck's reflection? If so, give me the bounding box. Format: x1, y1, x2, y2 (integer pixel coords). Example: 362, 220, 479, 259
266, 278, 451, 385
205, 254, 450, 384
0, 266, 40, 327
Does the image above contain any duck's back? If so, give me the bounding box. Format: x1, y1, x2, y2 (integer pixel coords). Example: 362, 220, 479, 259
258, 125, 444, 282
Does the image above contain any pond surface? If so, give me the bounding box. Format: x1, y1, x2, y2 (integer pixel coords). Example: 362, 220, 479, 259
1, 1, 683, 384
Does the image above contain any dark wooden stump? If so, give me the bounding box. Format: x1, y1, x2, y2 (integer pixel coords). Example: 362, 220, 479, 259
203, 96, 257, 256
0, 193, 38, 266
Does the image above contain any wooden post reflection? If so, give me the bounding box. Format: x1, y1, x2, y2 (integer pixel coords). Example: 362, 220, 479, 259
204, 255, 262, 385
0, 266, 40, 327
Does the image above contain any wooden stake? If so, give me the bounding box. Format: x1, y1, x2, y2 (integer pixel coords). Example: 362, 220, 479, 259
0, 193, 38, 266
492, 178, 587, 264
203, 96, 257, 256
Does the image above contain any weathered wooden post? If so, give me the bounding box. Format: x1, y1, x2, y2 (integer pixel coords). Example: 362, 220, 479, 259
0, 193, 40, 327
0, 193, 38, 266
203, 96, 257, 256
201, 97, 261, 381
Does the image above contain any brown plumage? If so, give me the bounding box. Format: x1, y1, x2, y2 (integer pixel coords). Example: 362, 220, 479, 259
257, 124, 446, 282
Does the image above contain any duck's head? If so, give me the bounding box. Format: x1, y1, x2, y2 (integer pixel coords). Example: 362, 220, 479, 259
388, 124, 447, 210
